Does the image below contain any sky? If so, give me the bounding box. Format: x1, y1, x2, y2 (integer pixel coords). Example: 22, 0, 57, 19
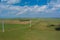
0, 0, 60, 18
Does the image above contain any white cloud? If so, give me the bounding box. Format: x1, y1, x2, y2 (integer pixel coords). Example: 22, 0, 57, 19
35, 5, 47, 12
1, 0, 20, 4
15, 5, 47, 15
0, 0, 60, 17
45, 0, 60, 13
16, 9, 28, 15
0, 4, 47, 16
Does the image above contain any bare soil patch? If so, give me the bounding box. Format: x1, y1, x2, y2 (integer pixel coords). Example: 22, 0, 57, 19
0, 20, 30, 24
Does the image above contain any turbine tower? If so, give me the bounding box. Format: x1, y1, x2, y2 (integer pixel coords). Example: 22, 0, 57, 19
2, 20, 4, 32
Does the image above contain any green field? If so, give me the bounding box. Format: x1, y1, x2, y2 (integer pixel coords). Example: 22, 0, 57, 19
0, 18, 60, 40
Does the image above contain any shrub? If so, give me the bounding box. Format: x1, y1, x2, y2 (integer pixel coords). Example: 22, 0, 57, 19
55, 27, 60, 31
50, 24, 55, 26
47, 24, 55, 27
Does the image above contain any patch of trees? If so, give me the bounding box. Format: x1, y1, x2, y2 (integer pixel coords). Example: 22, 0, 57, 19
55, 24, 60, 31
55, 27, 60, 31
48, 24, 60, 31
47, 24, 55, 27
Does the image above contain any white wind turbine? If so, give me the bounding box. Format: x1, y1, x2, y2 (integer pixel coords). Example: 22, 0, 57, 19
2, 20, 5, 32
1, 0, 10, 33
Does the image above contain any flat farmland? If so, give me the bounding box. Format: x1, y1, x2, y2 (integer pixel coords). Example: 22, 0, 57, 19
0, 18, 60, 40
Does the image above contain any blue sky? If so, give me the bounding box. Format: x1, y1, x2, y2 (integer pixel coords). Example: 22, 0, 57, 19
0, 0, 60, 18
14, 0, 50, 6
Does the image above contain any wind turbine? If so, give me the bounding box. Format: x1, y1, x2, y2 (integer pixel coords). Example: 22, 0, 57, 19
0, 0, 5, 32
2, 20, 5, 32
29, 18, 32, 29
1, 0, 10, 33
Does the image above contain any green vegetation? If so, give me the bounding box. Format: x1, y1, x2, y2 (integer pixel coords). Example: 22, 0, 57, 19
0, 18, 60, 40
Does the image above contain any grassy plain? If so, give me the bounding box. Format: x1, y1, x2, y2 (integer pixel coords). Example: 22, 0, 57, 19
0, 18, 60, 40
